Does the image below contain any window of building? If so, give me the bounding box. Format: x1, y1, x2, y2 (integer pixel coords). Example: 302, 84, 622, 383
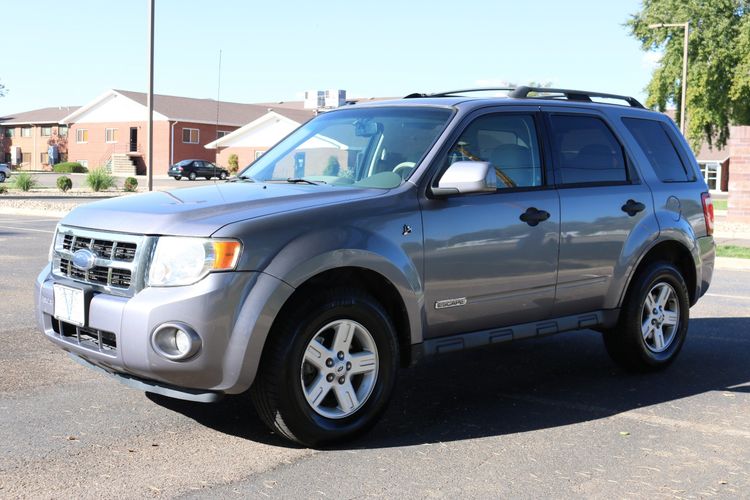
22, 153, 31, 164
548, 114, 627, 185
105, 128, 118, 143
698, 161, 721, 191
76, 129, 89, 143
41, 126, 52, 136
21, 127, 32, 137
622, 118, 693, 182
58, 125, 68, 137
446, 113, 543, 189
217, 130, 230, 139
41, 152, 49, 164
3, 128, 12, 138
255, 150, 266, 159
182, 128, 199, 144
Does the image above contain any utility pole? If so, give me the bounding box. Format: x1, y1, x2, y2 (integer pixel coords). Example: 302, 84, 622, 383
146, 0, 155, 191
648, 22, 690, 134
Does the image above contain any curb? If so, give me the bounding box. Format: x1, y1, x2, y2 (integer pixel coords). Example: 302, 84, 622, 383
714, 256, 750, 271
0, 207, 68, 218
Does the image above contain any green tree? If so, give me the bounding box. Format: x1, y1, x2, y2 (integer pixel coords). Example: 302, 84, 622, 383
627, 0, 750, 149
228, 153, 239, 174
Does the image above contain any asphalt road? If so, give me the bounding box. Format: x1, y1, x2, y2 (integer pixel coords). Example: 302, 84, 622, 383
1, 215, 749, 499
22, 172, 216, 191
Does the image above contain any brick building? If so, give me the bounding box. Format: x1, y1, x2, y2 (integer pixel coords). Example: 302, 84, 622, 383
0, 106, 79, 170
59, 89, 310, 175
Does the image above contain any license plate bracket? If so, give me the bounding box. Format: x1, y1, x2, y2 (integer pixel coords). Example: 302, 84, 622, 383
53, 284, 87, 327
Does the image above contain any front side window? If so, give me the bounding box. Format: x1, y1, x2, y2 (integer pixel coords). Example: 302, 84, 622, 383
445, 113, 543, 189
622, 118, 693, 182
549, 114, 627, 185
105, 128, 118, 143
242, 107, 452, 189
182, 128, 199, 144
76, 129, 88, 143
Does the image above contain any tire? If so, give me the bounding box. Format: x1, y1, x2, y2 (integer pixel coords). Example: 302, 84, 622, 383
219, 172, 227, 180
188, 172, 197, 181
0, 172, 5, 182
251, 288, 399, 447
603, 262, 690, 372
174, 176, 182, 181
205, 176, 211, 180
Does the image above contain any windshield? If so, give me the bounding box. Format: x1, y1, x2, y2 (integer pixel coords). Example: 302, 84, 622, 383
240, 106, 452, 189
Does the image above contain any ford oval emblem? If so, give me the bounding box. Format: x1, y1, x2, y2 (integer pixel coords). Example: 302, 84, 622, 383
72, 249, 97, 271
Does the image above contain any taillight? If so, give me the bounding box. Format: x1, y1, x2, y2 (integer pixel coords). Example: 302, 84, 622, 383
178, 167, 183, 171
701, 192, 714, 236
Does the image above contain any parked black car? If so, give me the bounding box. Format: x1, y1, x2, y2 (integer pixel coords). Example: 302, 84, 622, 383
168, 159, 229, 181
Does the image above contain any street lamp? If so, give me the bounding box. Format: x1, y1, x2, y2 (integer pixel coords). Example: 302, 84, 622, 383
648, 22, 690, 134
146, 0, 155, 192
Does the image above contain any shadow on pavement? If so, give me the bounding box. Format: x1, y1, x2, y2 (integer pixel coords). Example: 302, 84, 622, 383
148, 316, 750, 449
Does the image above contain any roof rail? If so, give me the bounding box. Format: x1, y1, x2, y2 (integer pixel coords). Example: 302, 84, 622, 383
509, 86, 645, 108
404, 88, 515, 99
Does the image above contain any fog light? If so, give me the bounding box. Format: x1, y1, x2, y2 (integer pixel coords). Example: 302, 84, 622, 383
151, 323, 201, 361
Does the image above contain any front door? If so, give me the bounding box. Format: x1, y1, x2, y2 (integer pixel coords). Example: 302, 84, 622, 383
129, 127, 138, 152
542, 108, 656, 316
421, 111, 560, 339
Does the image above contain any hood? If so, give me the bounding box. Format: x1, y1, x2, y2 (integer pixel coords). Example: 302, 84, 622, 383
61, 182, 386, 236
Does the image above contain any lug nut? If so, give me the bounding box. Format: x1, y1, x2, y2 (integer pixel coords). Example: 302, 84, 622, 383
337, 351, 345, 360
346, 361, 352, 371
652, 319, 657, 325
653, 308, 658, 314
338, 376, 346, 384
326, 358, 334, 367
326, 373, 334, 383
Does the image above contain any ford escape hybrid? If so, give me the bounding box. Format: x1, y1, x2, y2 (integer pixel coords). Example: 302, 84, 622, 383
35, 87, 715, 446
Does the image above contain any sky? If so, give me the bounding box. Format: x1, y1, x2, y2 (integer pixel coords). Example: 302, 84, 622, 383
0, 0, 658, 114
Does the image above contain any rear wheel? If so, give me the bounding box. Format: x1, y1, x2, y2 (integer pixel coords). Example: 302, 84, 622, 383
188, 172, 197, 181
251, 288, 399, 447
0, 172, 6, 182
603, 262, 690, 372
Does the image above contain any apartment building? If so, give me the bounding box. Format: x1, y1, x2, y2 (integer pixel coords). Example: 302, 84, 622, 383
0, 106, 79, 170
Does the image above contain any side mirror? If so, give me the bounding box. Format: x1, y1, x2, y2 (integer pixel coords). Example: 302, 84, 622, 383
431, 161, 497, 196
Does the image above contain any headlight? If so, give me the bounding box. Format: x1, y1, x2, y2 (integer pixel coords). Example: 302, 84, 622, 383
147, 237, 242, 287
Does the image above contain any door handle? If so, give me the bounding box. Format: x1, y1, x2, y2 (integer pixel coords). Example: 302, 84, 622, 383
621, 199, 646, 217
520, 207, 550, 227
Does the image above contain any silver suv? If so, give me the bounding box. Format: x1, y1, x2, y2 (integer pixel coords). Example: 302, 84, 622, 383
35, 87, 716, 446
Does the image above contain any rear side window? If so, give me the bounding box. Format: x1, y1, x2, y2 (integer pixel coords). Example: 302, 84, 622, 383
622, 118, 693, 182
548, 115, 628, 185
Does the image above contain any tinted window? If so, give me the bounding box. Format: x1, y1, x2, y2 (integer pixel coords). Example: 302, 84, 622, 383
447, 114, 542, 189
193, 161, 204, 168
549, 115, 627, 185
622, 118, 692, 182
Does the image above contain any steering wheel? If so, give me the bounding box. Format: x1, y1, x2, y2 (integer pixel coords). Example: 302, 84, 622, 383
392, 161, 416, 179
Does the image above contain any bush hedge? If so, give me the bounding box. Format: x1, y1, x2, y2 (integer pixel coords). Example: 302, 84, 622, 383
86, 169, 116, 192
53, 162, 88, 174
123, 177, 138, 192
56, 176, 73, 192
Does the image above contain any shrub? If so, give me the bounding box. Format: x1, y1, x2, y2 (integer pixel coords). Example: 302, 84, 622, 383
123, 177, 138, 192
56, 176, 73, 193
86, 168, 116, 192
228, 154, 239, 174
323, 156, 341, 176
13, 172, 37, 191
0, 185, 7, 195
53, 162, 88, 174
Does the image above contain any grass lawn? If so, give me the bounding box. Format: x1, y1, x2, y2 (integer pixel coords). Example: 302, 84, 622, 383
713, 199, 728, 211
717, 245, 750, 259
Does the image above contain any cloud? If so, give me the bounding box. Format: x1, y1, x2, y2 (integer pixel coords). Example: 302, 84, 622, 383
642, 51, 662, 71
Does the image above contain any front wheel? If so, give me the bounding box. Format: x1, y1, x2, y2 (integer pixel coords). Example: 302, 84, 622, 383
251, 288, 399, 447
0, 172, 6, 182
219, 171, 227, 180
603, 262, 690, 372
173, 176, 182, 181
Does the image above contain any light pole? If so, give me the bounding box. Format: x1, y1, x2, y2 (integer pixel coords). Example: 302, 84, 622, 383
648, 22, 690, 134
146, 0, 155, 192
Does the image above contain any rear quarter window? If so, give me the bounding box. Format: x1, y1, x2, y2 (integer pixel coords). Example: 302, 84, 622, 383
622, 117, 694, 182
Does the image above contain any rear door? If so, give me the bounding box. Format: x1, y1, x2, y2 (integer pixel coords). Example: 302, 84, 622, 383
421, 109, 560, 338
542, 107, 656, 316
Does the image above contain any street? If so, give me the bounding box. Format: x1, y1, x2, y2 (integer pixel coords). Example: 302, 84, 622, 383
1, 215, 749, 498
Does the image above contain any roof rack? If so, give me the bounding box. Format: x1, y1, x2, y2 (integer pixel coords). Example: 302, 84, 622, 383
509, 86, 644, 108
404, 86, 644, 108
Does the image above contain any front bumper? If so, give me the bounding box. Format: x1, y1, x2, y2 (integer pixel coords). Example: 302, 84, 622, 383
35, 264, 292, 396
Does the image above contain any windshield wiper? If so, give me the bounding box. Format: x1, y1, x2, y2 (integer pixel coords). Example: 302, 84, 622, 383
285, 177, 325, 185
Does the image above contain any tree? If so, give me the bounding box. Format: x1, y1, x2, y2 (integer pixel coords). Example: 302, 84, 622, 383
627, 0, 750, 149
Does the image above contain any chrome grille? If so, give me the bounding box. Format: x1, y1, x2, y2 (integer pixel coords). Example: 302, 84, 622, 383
52, 226, 150, 297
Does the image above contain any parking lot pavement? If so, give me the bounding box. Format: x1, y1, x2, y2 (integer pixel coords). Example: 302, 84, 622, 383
1, 215, 749, 498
